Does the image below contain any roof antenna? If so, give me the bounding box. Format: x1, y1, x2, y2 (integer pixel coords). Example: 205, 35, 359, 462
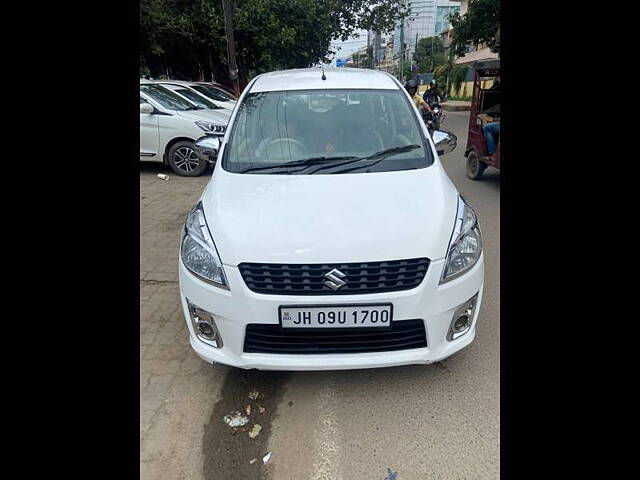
321, 65, 326, 81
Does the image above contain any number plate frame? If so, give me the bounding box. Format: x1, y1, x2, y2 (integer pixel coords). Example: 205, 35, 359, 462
278, 303, 394, 330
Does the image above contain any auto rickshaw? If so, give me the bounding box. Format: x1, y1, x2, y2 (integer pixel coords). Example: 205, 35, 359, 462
464, 59, 500, 180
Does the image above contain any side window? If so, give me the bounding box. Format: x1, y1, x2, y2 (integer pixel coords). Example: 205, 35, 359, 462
140, 96, 146, 104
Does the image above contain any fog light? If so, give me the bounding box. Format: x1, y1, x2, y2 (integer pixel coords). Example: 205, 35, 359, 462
453, 314, 470, 332
197, 322, 214, 337
447, 293, 479, 341
187, 299, 223, 348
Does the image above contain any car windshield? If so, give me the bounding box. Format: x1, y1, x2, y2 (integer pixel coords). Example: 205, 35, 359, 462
139, 84, 196, 111
193, 84, 235, 102
223, 89, 432, 174
172, 87, 221, 109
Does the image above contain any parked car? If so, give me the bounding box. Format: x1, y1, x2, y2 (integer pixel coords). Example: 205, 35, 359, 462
180, 68, 483, 370
139, 80, 229, 176
156, 81, 230, 112
191, 82, 237, 109
155, 80, 235, 111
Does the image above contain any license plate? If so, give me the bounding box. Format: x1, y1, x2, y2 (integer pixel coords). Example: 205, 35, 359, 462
279, 304, 393, 329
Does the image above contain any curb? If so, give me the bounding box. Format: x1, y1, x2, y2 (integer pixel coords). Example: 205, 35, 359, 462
442, 102, 471, 112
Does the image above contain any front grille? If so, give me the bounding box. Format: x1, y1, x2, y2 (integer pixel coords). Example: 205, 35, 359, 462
243, 319, 427, 354
238, 258, 430, 295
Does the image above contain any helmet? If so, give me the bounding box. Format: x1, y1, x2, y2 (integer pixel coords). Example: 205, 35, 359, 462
430, 79, 437, 86
405, 79, 418, 90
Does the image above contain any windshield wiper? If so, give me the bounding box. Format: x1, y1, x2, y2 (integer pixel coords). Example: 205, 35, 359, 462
238, 156, 358, 174
305, 145, 421, 174
185, 106, 203, 110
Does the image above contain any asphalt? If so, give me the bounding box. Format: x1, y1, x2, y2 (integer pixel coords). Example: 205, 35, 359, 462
140, 110, 499, 479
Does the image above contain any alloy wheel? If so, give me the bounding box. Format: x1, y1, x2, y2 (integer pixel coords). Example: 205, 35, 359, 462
173, 146, 201, 173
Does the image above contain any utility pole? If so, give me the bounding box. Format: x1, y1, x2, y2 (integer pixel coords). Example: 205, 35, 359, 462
415, 32, 418, 77
399, 16, 404, 81
222, 0, 240, 96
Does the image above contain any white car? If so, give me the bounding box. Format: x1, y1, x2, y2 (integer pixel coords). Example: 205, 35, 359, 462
139, 80, 230, 176
179, 68, 484, 370
157, 80, 236, 110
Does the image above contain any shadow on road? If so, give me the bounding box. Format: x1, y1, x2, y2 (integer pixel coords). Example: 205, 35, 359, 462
139, 161, 213, 178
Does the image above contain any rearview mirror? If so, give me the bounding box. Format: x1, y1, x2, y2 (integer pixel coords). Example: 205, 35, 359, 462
194, 135, 222, 164
432, 130, 457, 156
140, 102, 154, 114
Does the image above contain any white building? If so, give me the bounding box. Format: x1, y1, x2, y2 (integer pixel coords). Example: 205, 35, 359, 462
392, 0, 460, 62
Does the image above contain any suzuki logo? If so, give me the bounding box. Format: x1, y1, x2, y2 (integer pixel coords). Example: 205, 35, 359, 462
323, 268, 347, 291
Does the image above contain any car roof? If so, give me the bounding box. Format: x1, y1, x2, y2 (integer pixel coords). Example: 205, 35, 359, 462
154, 79, 194, 86
250, 68, 400, 93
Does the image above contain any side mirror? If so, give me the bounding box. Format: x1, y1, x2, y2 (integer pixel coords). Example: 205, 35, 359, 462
432, 130, 457, 156
140, 102, 154, 114
194, 135, 221, 164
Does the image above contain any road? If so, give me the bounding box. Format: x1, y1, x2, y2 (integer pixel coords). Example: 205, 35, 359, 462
140, 110, 500, 479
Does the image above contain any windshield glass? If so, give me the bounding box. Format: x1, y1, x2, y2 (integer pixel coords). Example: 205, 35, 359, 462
193, 84, 235, 102
223, 89, 432, 174
172, 87, 221, 109
139, 84, 195, 111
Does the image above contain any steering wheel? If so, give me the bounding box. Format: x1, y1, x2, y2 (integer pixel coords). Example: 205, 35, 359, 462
265, 137, 309, 157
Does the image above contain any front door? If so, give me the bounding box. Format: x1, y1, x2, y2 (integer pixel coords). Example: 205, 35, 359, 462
140, 96, 160, 161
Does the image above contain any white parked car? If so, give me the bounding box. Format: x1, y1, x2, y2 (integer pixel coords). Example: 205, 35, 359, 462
156, 80, 236, 110
139, 80, 230, 176
157, 81, 231, 113
179, 68, 484, 370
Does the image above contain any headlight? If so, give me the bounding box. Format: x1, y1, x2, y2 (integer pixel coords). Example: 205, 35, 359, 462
195, 121, 226, 134
440, 196, 482, 283
180, 202, 228, 288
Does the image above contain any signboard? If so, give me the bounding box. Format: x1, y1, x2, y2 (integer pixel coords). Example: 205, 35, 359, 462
336, 58, 347, 68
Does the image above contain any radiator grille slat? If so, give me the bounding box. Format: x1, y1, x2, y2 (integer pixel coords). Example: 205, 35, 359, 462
239, 258, 430, 295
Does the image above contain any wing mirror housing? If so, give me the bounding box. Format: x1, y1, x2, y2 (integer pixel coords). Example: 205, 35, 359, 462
432, 130, 457, 156
194, 136, 222, 164
140, 102, 154, 114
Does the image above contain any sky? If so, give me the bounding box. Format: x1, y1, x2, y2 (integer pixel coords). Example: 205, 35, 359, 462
325, 29, 369, 67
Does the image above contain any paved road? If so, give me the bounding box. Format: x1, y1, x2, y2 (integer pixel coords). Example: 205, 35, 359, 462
140, 110, 499, 479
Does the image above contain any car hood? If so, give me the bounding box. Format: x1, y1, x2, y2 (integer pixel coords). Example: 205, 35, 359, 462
201, 166, 459, 266
175, 108, 230, 124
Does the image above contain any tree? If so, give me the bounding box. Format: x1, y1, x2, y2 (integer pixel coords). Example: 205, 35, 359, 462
448, 0, 500, 57
413, 36, 444, 73
140, 0, 410, 85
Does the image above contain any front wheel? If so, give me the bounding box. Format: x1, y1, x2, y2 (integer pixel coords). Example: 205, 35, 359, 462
167, 141, 209, 177
466, 151, 486, 180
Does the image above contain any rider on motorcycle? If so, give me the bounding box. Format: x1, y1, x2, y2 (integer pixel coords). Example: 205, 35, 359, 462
405, 79, 431, 115
422, 79, 443, 105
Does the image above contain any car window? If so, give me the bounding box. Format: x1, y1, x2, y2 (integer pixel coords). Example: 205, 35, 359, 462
172, 87, 221, 109
223, 89, 432, 174
192, 85, 233, 102
139, 84, 195, 111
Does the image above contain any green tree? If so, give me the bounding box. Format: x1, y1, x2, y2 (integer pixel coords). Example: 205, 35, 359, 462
413, 36, 444, 73
140, 0, 410, 85
448, 0, 500, 57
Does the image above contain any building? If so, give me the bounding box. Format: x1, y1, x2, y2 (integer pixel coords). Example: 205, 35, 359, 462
452, 0, 498, 66
441, 0, 499, 97
367, 30, 394, 69
435, 3, 460, 35
392, 0, 460, 62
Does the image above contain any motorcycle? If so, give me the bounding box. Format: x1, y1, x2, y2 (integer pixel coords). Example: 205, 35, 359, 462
421, 95, 445, 135
426, 96, 445, 131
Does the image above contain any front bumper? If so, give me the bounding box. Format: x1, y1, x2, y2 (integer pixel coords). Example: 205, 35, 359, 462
178, 255, 484, 371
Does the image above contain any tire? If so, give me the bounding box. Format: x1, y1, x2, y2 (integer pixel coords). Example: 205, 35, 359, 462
167, 141, 209, 177
466, 150, 486, 180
